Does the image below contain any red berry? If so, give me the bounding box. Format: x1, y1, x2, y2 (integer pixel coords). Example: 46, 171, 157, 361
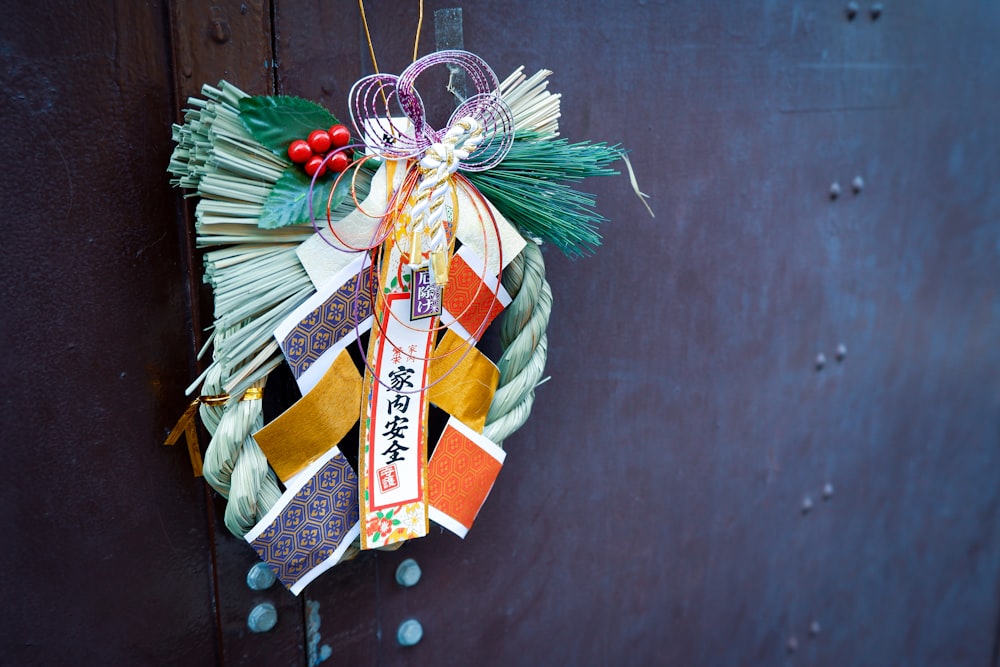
329, 124, 351, 149
308, 129, 331, 153
304, 155, 326, 177
326, 151, 350, 173
287, 139, 312, 163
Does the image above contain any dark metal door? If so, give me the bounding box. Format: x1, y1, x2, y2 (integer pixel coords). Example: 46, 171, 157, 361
0, 0, 219, 664
3, 1, 999, 665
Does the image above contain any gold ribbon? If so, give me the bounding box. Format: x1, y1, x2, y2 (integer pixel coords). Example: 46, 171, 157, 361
428, 330, 499, 433
252, 351, 362, 483
164, 388, 264, 477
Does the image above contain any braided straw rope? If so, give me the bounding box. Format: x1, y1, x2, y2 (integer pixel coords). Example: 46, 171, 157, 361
484, 241, 551, 445
199, 353, 282, 536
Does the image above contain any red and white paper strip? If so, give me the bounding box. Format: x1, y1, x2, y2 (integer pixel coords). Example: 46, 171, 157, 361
442, 245, 512, 344
360, 292, 435, 548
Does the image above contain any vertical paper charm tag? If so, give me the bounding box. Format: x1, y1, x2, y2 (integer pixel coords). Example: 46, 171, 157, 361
360, 292, 435, 548
245, 447, 361, 596
428, 417, 506, 538
411, 267, 442, 320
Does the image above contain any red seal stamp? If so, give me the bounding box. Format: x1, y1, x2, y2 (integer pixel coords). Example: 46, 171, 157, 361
377, 464, 400, 493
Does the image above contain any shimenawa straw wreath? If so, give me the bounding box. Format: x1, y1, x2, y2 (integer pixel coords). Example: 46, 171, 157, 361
166, 52, 650, 591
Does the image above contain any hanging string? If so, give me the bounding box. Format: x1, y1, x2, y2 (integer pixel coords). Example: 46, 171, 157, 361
358, 0, 425, 74
413, 0, 424, 62
358, 0, 381, 75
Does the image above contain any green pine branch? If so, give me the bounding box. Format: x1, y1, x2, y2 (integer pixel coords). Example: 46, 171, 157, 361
466, 130, 622, 257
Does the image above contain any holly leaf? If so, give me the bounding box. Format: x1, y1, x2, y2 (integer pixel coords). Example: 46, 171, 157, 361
258, 167, 351, 229
239, 95, 338, 156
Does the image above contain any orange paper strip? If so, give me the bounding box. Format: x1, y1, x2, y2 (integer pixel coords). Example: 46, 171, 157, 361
428, 417, 506, 538
442, 250, 508, 342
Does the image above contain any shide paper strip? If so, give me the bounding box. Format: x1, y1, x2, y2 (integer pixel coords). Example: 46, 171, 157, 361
442, 245, 512, 344
253, 349, 362, 483
296, 160, 408, 289
426, 329, 500, 433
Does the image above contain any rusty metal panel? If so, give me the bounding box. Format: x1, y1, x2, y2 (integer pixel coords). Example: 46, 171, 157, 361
0, 0, 218, 663
271, 0, 1000, 665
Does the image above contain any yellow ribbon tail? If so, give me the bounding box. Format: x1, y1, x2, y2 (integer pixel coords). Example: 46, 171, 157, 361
164, 399, 204, 477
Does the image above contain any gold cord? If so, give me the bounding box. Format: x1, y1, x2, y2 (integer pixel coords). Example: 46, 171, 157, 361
358, 0, 425, 74
413, 0, 424, 62
358, 0, 381, 74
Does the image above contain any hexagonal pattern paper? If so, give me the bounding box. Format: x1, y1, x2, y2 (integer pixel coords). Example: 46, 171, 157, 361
428, 417, 506, 538
245, 447, 360, 595
442, 247, 510, 343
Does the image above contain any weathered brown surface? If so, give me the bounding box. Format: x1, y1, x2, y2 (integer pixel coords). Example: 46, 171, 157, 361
170, 0, 276, 102
300, 1, 1000, 665
3, 0, 1000, 665
0, 0, 217, 664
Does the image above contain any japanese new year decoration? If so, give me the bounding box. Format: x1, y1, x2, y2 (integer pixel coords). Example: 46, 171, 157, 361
166, 37, 650, 594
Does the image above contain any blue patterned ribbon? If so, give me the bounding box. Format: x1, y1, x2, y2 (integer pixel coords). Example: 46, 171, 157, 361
245, 448, 360, 595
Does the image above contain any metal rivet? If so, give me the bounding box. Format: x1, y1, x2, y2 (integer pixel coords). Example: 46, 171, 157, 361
870, 3, 883, 20
822, 483, 835, 500
210, 19, 231, 44
240, 3, 248, 14
246, 562, 277, 591
829, 182, 841, 200
787, 636, 799, 653
851, 176, 864, 194
835, 343, 848, 361
845, 1, 859, 20
395, 558, 422, 587
247, 603, 278, 633
810, 620, 822, 637
397, 619, 424, 647
801, 495, 814, 514
815, 353, 827, 370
